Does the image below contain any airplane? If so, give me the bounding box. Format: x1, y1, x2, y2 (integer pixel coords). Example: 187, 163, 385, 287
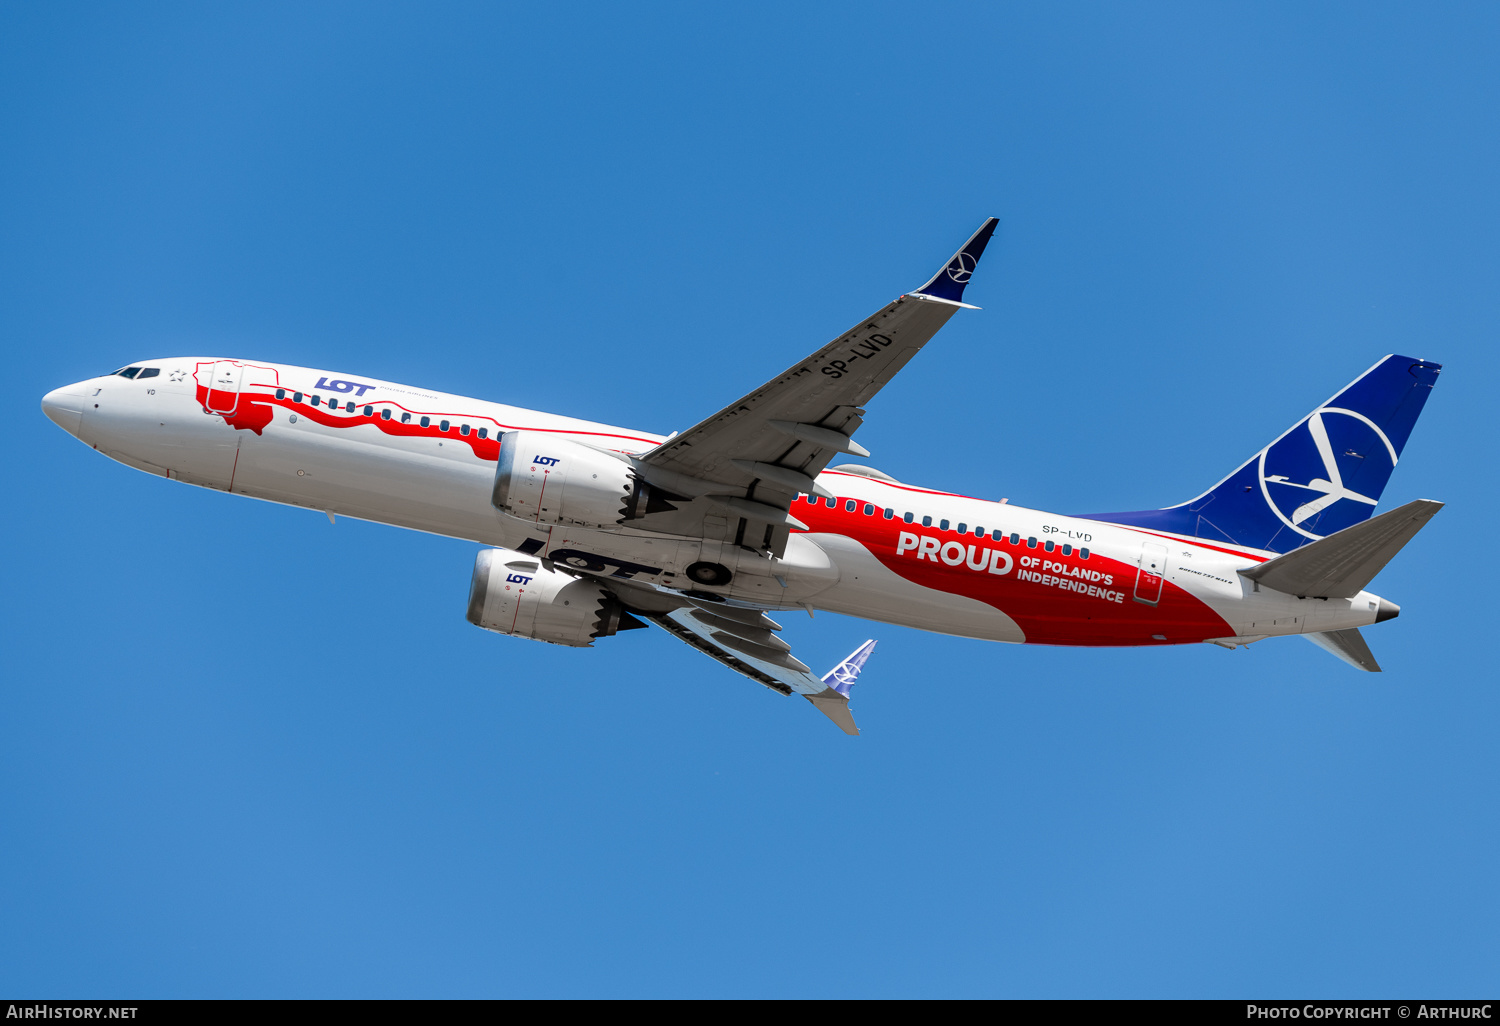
39, 218, 1443, 735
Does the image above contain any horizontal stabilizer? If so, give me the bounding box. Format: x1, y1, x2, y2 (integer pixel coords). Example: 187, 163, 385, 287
1241, 498, 1442, 598
1305, 628, 1382, 672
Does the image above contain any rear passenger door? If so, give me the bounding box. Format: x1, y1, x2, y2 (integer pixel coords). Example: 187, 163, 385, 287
1133, 541, 1167, 606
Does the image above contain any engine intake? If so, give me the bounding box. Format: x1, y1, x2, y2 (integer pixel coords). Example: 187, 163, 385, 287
466, 548, 645, 647
491, 431, 630, 527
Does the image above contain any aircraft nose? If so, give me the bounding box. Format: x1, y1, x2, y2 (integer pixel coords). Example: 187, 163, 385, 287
1375, 598, 1401, 623
41, 384, 87, 437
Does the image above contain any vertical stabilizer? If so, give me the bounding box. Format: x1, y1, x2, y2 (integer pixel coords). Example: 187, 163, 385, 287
1080, 355, 1441, 553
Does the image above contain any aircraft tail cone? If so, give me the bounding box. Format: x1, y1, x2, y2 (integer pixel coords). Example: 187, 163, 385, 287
1375, 598, 1401, 623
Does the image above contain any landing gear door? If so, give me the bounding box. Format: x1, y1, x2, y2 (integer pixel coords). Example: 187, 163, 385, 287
204, 361, 244, 415
1133, 541, 1167, 606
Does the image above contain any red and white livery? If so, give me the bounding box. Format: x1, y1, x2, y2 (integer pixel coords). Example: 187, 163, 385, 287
41, 219, 1443, 734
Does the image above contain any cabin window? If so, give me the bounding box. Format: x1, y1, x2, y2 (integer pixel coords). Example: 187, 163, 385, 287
1010, 533, 1020, 545
1027, 537, 1037, 548
883, 508, 894, 519
958, 523, 968, 534
460, 424, 470, 436
345, 401, 355, 413
311, 395, 322, 406
903, 512, 914, 523
401, 412, 411, 423
381, 409, 391, 420
844, 499, 856, 512
1062, 544, 1072, 556
921, 516, 932, 527
1044, 540, 1055, 552
364, 405, 374, 416
440, 420, 450, 432
477, 427, 487, 439
275, 388, 286, 399
137, 368, 159, 379
825, 497, 836, 508
939, 519, 950, 531
863, 503, 874, 515
1080, 548, 1091, 559
420, 416, 430, 428
293, 392, 303, 403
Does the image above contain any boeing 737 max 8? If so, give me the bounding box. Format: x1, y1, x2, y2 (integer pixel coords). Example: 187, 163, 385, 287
40, 219, 1443, 734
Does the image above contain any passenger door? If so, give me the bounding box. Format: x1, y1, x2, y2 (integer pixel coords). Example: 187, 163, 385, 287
1133, 541, 1167, 606
204, 361, 243, 415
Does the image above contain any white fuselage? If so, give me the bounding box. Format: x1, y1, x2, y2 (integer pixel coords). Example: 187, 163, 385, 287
42, 357, 1391, 648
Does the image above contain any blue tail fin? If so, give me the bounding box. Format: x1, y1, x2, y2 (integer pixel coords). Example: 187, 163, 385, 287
1080, 355, 1442, 554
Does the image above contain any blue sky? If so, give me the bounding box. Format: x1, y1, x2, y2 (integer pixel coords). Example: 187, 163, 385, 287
3, 2, 1497, 997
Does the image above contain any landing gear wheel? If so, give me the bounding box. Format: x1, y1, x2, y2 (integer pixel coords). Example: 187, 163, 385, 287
685, 561, 732, 587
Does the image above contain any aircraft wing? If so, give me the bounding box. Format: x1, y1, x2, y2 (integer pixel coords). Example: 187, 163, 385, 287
644, 599, 875, 735
629, 219, 997, 555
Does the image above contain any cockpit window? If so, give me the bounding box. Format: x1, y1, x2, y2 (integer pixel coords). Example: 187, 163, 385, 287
137, 368, 159, 379
116, 367, 142, 379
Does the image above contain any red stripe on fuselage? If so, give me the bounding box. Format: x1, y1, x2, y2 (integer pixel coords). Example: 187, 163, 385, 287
795, 496, 1234, 647
192, 362, 659, 457
1105, 527, 1271, 564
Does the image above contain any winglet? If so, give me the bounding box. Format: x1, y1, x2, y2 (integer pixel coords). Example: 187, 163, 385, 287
912, 217, 998, 305
822, 639, 876, 697
805, 640, 877, 736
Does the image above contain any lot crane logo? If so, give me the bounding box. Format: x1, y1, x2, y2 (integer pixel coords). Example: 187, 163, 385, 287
946, 251, 977, 283
1258, 406, 1398, 539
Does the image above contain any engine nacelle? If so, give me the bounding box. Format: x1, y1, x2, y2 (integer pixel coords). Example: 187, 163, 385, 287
491, 431, 638, 528
466, 548, 641, 647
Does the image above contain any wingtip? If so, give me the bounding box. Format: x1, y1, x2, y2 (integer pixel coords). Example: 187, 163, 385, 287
822, 638, 877, 696
912, 217, 999, 304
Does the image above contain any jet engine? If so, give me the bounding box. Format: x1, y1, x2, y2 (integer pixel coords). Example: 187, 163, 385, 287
466, 548, 646, 647
491, 431, 678, 528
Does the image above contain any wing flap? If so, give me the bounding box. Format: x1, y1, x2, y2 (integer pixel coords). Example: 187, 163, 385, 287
641, 604, 869, 735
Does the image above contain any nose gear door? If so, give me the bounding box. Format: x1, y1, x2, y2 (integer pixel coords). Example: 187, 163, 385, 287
1133, 541, 1167, 606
